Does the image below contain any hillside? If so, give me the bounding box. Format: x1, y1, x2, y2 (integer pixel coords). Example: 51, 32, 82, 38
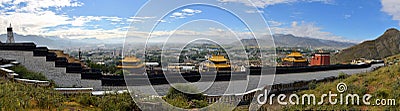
0, 79, 138, 110
239, 34, 355, 49
274, 34, 355, 49
332, 28, 400, 63
276, 55, 400, 110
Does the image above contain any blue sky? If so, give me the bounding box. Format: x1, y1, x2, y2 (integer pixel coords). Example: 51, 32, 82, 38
0, 0, 399, 43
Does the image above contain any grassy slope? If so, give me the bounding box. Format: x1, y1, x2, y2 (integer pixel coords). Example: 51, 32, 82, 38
280, 56, 400, 110
0, 79, 138, 111
0, 80, 96, 110
331, 28, 400, 64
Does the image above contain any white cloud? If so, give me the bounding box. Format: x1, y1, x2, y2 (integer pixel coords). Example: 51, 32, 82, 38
46, 28, 127, 39
3, 0, 83, 13
0, 12, 130, 36
245, 9, 264, 13
70, 16, 99, 26
170, 12, 184, 18
270, 21, 353, 42
344, 14, 351, 19
381, 0, 400, 26
157, 20, 167, 23
267, 21, 284, 27
0, 11, 71, 35
105, 17, 123, 22
126, 16, 155, 23
218, 0, 333, 8
0, 0, 159, 40
170, 8, 202, 18
0, 0, 83, 36
182, 8, 202, 13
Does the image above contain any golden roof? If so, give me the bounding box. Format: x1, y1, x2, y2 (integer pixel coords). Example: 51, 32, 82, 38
208, 55, 228, 62
117, 64, 144, 69
120, 56, 141, 62
286, 52, 303, 57
206, 55, 231, 68
117, 56, 144, 69
282, 52, 307, 63
206, 64, 231, 68
282, 58, 307, 63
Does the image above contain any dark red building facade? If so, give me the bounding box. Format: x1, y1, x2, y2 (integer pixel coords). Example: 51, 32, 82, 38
310, 53, 330, 66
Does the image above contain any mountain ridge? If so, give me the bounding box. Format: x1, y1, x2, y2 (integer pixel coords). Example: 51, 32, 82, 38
1, 33, 356, 49
239, 34, 356, 49
332, 28, 400, 63
0, 34, 122, 49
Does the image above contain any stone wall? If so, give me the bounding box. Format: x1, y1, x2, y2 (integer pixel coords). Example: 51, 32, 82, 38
0, 50, 103, 90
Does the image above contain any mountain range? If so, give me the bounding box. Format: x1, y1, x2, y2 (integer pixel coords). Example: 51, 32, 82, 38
0, 33, 356, 49
0, 34, 124, 49
239, 34, 355, 49
332, 28, 400, 63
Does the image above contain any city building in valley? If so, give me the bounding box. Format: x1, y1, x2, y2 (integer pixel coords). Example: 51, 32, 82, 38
117, 56, 145, 75
117, 56, 144, 69
310, 53, 330, 66
205, 55, 231, 72
282, 52, 308, 67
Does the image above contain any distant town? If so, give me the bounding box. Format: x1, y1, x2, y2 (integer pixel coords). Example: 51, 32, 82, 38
61, 42, 371, 76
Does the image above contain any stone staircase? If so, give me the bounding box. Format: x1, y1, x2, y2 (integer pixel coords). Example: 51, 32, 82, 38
0, 43, 105, 90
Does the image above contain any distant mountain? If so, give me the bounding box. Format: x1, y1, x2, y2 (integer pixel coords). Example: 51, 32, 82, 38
0, 34, 80, 49
0, 34, 125, 49
1, 33, 356, 50
239, 34, 356, 49
332, 28, 400, 63
274, 34, 355, 48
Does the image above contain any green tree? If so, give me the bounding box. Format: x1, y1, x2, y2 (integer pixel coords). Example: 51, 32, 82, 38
164, 84, 209, 109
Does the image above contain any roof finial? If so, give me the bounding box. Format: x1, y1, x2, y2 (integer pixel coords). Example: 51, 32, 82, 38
9, 23, 11, 27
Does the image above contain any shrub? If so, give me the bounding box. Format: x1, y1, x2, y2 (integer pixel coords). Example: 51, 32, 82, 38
10, 65, 47, 81
0, 80, 64, 110
76, 94, 98, 106
374, 88, 390, 98
164, 84, 209, 109
190, 100, 208, 108
97, 94, 138, 111
165, 95, 190, 109
338, 72, 348, 79
308, 81, 317, 90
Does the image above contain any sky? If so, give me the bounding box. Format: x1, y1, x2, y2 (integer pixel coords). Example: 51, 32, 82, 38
0, 0, 399, 43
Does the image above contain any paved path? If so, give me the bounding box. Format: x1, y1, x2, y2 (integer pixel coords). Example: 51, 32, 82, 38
129, 63, 384, 96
